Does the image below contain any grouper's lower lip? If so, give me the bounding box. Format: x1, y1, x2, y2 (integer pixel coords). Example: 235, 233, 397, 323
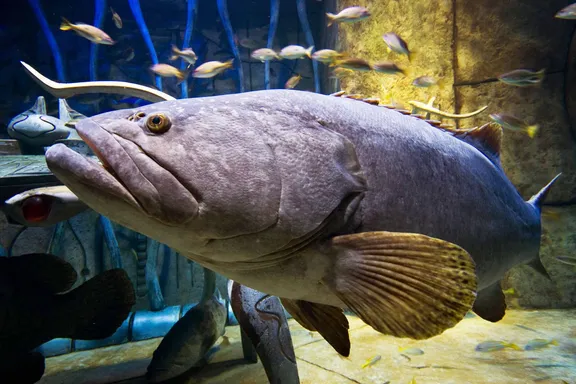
45, 143, 142, 210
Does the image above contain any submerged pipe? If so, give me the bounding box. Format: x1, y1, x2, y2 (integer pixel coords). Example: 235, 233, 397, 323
217, 0, 244, 92
27, 0, 66, 82
146, 239, 166, 311
265, 0, 280, 89
296, 0, 320, 93
98, 215, 122, 269
128, 0, 162, 90
180, 0, 199, 99
89, 0, 107, 81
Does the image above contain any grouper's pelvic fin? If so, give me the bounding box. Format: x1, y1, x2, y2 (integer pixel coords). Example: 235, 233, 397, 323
528, 173, 562, 213
323, 231, 477, 342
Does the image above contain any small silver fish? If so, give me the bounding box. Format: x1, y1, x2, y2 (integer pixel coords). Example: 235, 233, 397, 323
240, 38, 260, 50
110, 7, 122, 29
311, 49, 346, 64
332, 57, 372, 72
326, 6, 370, 27
192, 59, 234, 78
361, 354, 381, 368
524, 338, 558, 351
556, 3, 576, 19
170, 45, 198, 66
150, 64, 189, 84
382, 33, 412, 61
475, 340, 522, 352
399, 347, 424, 355
285, 74, 302, 89
497, 69, 545, 86
251, 48, 279, 62
489, 113, 539, 138
279, 45, 314, 60
412, 76, 438, 87
60, 18, 115, 45
372, 61, 405, 75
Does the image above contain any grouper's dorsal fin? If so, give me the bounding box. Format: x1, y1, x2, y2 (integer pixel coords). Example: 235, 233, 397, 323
451, 123, 503, 164
329, 92, 500, 162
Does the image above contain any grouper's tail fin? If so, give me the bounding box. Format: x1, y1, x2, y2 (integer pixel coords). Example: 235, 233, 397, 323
528, 173, 562, 213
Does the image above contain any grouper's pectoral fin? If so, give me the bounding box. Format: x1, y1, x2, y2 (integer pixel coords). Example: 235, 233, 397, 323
472, 281, 506, 322
281, 298, 350, 357
322, 231, 478, 339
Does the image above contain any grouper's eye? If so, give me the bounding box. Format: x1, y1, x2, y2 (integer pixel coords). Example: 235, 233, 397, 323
146, 113, 171, 134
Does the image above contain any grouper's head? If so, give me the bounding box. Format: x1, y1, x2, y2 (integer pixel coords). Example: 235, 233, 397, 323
45, 93, 366, 262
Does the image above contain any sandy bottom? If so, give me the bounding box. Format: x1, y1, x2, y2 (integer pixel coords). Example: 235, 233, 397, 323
39, 309, 576, 384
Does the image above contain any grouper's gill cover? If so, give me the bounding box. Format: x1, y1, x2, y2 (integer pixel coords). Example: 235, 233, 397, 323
63, 97, 366, 261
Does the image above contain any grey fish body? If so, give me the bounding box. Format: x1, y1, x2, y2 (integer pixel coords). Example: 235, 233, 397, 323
45, 89, 552, 349
146, 297, 227, 382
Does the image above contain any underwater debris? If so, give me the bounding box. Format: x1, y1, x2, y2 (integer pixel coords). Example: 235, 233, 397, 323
408, 100, 488, 119
489, 113, 539, 138
326, 6, 370, 27
555, 255, 576, 266
497, 69, 545, 86
60, 18, 114, 45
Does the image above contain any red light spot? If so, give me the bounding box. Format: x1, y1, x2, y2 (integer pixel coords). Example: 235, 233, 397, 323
22, 196, 53, 223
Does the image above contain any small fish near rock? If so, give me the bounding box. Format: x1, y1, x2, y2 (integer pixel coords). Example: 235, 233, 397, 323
326, 6, 371, 27
497, 69, 545, 87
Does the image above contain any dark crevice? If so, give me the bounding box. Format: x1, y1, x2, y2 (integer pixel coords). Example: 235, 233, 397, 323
542, 199, 576, 207
296, 357, 364, 384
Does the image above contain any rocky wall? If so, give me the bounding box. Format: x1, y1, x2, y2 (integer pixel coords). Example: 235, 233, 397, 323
336, 0, 576, 308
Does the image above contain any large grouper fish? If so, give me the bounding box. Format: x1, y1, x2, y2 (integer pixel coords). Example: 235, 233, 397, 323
44, 88, 559, 356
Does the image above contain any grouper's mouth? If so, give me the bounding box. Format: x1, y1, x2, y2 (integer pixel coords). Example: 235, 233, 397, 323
45, 118, 199, 225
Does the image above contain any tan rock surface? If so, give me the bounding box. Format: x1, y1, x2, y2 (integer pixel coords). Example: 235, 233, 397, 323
337, 0, 456, 111
454, 0, 573, 83
455, 73, 576, 203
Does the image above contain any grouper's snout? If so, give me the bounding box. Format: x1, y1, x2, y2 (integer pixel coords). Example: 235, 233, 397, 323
48, 118, 199, 226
